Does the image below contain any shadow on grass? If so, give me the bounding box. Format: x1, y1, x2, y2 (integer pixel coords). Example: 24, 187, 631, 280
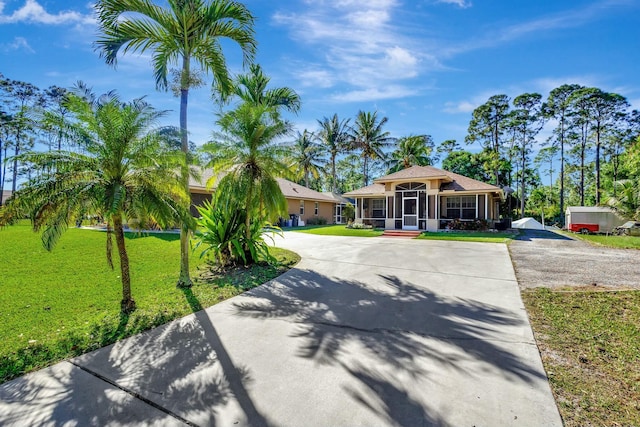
0, 310, 179, 384
124, 232, 181, 242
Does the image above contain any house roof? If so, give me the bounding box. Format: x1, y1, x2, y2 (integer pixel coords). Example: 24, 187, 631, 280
343, 166, 502, 196
188, 167, 217, 191
375, 165, 501, 192
276, 178, 336, 202
438, 170, 502, 192
187, 171, 338, 203
374, 165, 453, 183
322, 192, 352, 204
343, 183, 385, 197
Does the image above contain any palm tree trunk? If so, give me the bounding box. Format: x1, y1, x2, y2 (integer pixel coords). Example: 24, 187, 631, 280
177, 56, 192, 288
559, 117, 565, 221
244, 182, 255, 265
331, 154, 337, 193
363, 156, 368, 187
595, 123, 601, 205
114, 215, 135, 313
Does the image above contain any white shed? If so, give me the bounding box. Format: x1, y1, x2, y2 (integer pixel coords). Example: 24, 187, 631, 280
565, 206, 626, 233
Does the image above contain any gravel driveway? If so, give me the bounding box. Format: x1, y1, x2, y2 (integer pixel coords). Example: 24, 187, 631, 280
509, 229, 640, 289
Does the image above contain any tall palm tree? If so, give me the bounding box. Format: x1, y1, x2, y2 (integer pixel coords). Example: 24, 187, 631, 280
291, 130, 325, 188
0, 90, 190, 313
387, 135, 433, 173
228, 63, 300, 113
94, 0, 256, 288
351, 110, 393, 186
201, 103, 290, 263
317, 114, 350, 193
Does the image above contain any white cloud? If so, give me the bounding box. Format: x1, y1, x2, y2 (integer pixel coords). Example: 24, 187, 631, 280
0, 0, 94, 25
436, 0, 472, 8
273, 1, 436, 102
443, 100, 476, 114
294, 68, 335, 89
442, 0, 634, 56
331, 85, 417, 103
1, 36, 33, 53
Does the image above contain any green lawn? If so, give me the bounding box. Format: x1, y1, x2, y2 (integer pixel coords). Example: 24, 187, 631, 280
287, 224, 384, 237
416, 231, 519, 243
523, 289, 640, 427
562, 231, 640, 249
0, 222, 299, 384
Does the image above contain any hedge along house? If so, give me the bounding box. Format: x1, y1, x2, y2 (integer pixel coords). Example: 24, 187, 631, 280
343, 165, 504, 231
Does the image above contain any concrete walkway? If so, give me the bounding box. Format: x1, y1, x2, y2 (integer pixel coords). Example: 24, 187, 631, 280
0, 233, 562, 426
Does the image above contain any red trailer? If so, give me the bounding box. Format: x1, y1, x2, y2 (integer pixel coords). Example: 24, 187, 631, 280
569, 223, 599, 234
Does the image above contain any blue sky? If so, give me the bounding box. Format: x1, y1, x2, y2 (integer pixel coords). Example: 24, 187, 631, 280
1, 0, 639, 161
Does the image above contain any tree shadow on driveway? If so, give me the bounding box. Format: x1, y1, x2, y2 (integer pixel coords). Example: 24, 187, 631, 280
233, 268, 546, 425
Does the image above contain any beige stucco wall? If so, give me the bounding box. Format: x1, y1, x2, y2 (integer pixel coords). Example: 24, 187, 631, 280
286, 198, 335, 223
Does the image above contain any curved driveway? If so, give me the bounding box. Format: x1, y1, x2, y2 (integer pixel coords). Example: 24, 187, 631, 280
0, 233, 561, 426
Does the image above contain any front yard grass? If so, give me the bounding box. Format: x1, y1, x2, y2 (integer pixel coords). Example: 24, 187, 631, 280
0, 222, 299, 384
522, 288, 640, 427
417, 231, 519, 243
561, 231, 640, 249
288, 224, 384, 237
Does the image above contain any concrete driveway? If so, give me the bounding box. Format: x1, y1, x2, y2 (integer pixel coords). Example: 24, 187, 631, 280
0, 233, 561, 426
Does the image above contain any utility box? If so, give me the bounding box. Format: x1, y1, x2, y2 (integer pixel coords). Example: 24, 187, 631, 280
565, 206, 625, 234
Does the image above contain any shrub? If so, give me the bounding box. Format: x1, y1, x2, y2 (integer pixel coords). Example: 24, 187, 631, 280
194, 194, 281, 267
342, 203, 355, 222
306, 217, 328, 225
446, 218, 489, 231
347, 222, 373, 229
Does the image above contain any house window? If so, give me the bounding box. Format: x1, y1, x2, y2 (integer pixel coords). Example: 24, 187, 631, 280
372, 198, 385, 218
299, 200, 304, 215
314, 202, 319, 215
446, 196, 476, 219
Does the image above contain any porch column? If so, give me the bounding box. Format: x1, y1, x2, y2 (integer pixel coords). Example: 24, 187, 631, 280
475, 194, 478, 218
485, 194, 488, 219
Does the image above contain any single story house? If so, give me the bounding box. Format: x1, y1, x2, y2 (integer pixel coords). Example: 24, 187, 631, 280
188, 170, 346, 224
343, 165, 504, 231
276, 178, 340, 225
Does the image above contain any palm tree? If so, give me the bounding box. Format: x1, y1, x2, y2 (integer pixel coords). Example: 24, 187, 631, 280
606, 179, 640, 220
201, 103, 290, 263
317, 114, 350, 193
0, 90, 190, 313
351, 111, 393, 186
94, 0, 257, 288
387, 135, 433, 173
291, 130, 325, 188
228, 64, 300, 113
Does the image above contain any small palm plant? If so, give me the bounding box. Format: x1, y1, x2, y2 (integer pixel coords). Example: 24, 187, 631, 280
0, 89, 191, 313
194, 189, 281, 268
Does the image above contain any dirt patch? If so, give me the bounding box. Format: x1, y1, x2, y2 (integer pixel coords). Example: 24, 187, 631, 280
508, 230, 640, 289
